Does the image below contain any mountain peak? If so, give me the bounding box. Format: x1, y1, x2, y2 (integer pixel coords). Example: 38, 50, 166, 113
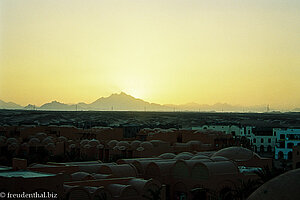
111, 92, 129, 97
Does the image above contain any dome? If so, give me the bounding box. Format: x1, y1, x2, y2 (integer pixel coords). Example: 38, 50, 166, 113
212, 147, 255, 161
108, 140, 118, 148
175, 154, 193, 160
6, 137, 18, 145
178, 152, 194, 156
35, 132, 47, 140
210, 156, 229, 162
58, 136, 68, 142
113, 146, 119, 151
117, 141, 130, 148
88, 139, 100, 147
83, 144, 91, 149
28, 138, 40, 146
130, 140, 141, 150
248, 168, 300, 200
80, 139, 89, 147
64, 185, 91, 200
0, 136, 6, 141
8, 143, 19, 151
136, 147, 144, 152
0, 137, 6, 146
159, 153, 176, 159
118, 146, 126, 151
149, 140, 164, 147
140, 142, 154, 150
92, 173, 111, 180
45, 143, 56, 151
99, 164, 138, 178
191, 155, 210, 160
71, 172, 95, 181
106, 184, 138, 198
42, 137, 54, 145
69, 144, 76, 149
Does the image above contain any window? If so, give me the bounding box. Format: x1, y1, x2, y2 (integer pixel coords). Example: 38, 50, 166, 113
268, 138, 271, 143
261, 138, 264, 143
253, 138, 256, 143
280, 134, 285, 140
287, 143, 294, 149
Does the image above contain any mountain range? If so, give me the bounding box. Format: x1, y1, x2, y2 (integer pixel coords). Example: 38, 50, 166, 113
0, 92, 287, 112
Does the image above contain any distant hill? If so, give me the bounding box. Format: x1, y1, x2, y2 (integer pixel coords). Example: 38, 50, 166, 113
24, 104, 36, 110
39, 101, 77, 111
0, 100, 23, 109
293, 108, 300, 112
0, 92, 285, 112
87, 92, 169, 111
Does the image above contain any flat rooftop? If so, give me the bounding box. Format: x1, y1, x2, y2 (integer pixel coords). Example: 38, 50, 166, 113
0, 170, 56, 178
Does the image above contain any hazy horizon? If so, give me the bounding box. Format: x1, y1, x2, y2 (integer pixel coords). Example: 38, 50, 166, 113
1, 0, 300, 110
0, 91, 294, 112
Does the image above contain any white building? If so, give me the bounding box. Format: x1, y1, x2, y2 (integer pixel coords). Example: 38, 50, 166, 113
192, 125, 245, 138
275, 129, 300, 159
192, 125, 278, 153
250, 127, 277, 153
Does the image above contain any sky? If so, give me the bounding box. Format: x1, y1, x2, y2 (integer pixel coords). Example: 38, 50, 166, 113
1, 0, 300, 109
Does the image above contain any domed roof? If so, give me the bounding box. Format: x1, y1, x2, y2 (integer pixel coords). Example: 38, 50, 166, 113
191, 155, 210, 160
178, 152, 194, 156
42, 137, 54, 145
58, 136, 67, 142
113, 146, 119, 151
212, 147, 255, 161
8, 143, 19, 151
149, 140, 165, 147
117, 141, 130, 148
69, 144, 76, 149
0, 137, 6, 146
0, 136, 6, 141
175, 154, 193, 160
28, 137, 40, 146
80, 139, 89, 146
83, 144, 91, 149
248, 168, 300, 200
108, 140, 118, 148
71, 172, 95, 181
210, 156, 229, 162
106, 184, 138, 198
159, 153, 176, 159
118, 146, 127, 151
187, 140, 202, 146
35, 132, 47, 140
136, 147, 145, 152
45, 143, 55, 151
130, 140, 141, 150
140, 142, 153, 150
6, 137, 18, 145
89, 139, 100, 147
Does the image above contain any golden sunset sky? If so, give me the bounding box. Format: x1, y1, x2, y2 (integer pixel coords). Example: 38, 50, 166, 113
1, 0, 300, 109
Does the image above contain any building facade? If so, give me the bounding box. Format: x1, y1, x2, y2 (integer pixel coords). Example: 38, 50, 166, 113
275, 129, 300, 160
